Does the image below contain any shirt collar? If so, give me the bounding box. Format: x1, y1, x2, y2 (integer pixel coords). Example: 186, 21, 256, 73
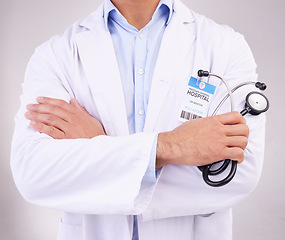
103, 0, 174, 30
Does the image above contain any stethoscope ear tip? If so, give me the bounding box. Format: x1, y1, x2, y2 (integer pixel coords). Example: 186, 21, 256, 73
197, 70, 210, 77
255, 82, 267, 91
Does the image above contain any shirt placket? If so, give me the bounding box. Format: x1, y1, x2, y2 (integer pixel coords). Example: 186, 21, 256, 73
134, 29, 148, 133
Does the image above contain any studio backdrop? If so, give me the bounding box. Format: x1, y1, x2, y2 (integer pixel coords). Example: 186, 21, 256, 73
0, 0, 284, 239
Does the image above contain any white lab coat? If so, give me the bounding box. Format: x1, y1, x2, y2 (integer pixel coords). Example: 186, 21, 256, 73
11, 0, 266, 239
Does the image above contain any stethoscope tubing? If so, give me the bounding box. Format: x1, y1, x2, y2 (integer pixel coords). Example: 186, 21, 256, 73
201, 160, 237, 187
211, 81, 256, 116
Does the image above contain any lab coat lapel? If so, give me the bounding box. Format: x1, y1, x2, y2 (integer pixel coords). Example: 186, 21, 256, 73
74, 29, 129, 136
144, 7, 196, 132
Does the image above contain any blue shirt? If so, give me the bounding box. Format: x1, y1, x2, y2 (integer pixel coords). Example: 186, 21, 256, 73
103, 0, 173, 183
103, 1, 173, 239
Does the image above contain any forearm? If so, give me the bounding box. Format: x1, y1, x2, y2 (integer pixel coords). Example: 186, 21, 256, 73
156, 111, 249, 170
156, 131, 174, 168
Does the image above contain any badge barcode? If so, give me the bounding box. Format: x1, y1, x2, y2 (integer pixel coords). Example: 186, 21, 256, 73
180, 110, 202, 120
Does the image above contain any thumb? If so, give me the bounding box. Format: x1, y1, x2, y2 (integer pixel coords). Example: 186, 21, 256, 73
70, 98, 88, 113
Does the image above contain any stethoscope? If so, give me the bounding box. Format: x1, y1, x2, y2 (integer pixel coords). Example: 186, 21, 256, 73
196, 70, 269, 187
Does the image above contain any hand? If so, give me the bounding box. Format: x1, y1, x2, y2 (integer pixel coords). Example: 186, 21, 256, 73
25, 97, 106, 139
156, 112, 249, 168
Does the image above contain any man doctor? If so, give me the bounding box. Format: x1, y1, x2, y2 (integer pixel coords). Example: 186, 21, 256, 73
11, 0, 266, 239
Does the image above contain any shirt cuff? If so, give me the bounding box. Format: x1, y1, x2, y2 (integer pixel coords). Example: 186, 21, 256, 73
142, 134, 158, 183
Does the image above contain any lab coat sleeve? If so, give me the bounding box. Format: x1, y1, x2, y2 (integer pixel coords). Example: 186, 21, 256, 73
10, 37, 157, 216
141, 26, 266, 220
203, 29, 266, 210
142, 136, 158, 183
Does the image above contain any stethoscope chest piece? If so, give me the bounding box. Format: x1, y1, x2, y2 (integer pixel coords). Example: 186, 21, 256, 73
241, 91, 269, 116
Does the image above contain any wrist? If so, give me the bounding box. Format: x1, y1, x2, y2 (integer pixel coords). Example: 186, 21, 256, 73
156, 131, 179, 168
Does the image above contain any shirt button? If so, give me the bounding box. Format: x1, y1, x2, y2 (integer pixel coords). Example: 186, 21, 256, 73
138, 33, 144, 39
138, 68, 145, 75
138, 109, 145, 115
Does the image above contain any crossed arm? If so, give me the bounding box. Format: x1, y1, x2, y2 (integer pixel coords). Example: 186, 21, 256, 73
25, 96, 249, 168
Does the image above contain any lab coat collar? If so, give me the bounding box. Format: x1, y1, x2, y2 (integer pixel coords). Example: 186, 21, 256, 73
173, 0, 195, 24
78, 4, 104, 32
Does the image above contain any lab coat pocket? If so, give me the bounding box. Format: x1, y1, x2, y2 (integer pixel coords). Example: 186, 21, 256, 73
57, 214, 83, 240
194, 209, 232, 240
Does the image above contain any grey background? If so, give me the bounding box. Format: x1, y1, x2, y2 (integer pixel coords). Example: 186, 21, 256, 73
1, 0, 284, 239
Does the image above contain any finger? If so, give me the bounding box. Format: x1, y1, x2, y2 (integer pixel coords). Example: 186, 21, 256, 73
26, 103, 71, 122
70, 98, 88, 113
218, 111, 246, 125
226, 136, 248, 150
25, 111, 67, 132
222, 147, 245, 163
36, 97, 75, 113
224, 124, 249, 137
29, 121, 65, 139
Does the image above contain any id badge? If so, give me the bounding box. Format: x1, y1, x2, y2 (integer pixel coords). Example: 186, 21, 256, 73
179, 76, 216, 122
